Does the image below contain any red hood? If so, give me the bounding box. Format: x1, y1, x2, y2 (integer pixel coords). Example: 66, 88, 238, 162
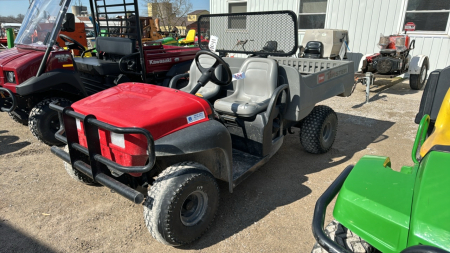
72, 83, 212, 140
0, 48, 40, 67
0, 48, 45, 88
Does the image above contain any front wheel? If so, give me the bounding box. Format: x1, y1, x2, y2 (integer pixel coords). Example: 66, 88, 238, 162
311, 220, 378, 253
300, 105, 338, 154
144, 162, 220, 246
28, 97, 72, 146
8, 107, 29, 126
410, 58, 428, 90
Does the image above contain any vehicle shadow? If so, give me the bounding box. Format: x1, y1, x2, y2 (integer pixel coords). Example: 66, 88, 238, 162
181, 113, 395, 249
0, 221, 57, 252
0, 130, 31, 156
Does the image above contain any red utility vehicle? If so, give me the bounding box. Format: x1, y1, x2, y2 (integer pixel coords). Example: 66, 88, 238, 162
0, 0, 198, 146
50, 11, 355, 246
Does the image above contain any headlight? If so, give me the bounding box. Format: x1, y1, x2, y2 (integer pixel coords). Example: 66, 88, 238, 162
110, 132, 125, 148
5, 71, 15, 83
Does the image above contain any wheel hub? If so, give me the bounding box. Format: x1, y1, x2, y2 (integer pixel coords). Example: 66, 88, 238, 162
180, 190, 208, 226
322, 122, 332, 142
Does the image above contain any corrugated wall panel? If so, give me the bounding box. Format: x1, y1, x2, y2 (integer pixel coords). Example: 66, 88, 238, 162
210, 0, 450, 72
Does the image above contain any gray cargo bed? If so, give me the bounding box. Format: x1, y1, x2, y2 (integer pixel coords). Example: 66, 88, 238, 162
270, 57, 354, 121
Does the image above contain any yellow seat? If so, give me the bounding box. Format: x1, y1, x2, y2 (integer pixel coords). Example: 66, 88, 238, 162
420, 88, 450, 157
179, 30, 196, 45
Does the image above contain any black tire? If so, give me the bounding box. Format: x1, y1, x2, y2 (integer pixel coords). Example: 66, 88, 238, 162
144, 161, 220, 246
311, 220, 379, 253
28, 97, 72, 146
300, 105, 338, 154
63, 145, 99, 185
410, 58, 428, 90
8, 108, 29, 126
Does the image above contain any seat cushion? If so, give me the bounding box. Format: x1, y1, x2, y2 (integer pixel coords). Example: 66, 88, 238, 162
214, 94, 269, 117
213, 57, 277, 118
74, 57, 121, 76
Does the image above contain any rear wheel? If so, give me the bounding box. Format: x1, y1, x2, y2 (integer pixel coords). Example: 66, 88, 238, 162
410, 58, 428, 90
28, 97, 72, 146
8, 107, 29, 126
300, 105, 338, 154
144, 162, 220, 246
311, 220, 379, 253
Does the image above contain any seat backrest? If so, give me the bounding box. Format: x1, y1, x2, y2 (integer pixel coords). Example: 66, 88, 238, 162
181, 55, 221, 97
96, 37, 136, 56
185, 29, 196, 42
420, 88, 450, 157
234, 57, 278, 100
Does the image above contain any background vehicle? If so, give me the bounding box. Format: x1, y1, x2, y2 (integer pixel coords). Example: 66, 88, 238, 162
0, 0, 198, 146
311, 66, 450, 253
357, 28, 429, 90
50, 11, 355, 246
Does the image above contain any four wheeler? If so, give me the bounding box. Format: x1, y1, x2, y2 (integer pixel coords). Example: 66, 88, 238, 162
311, 66, 450, 253
50, 11, 355, 246
357, 25, 429, 90
0, 0, 199, 146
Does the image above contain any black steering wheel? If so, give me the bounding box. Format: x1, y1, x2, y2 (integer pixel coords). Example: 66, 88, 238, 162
194, 50, 232, 87
59, 34, 85, 53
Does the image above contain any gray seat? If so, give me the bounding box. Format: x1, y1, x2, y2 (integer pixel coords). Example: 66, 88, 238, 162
214, 58, 278, 118
180, 55, 221, 99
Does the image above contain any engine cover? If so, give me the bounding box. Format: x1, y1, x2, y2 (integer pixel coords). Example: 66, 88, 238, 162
374, 57, 402, 74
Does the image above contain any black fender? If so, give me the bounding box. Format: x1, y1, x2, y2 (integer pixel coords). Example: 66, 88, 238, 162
15, 69, 87, 97
154, 120, 233, 185
162, 60, 193, 87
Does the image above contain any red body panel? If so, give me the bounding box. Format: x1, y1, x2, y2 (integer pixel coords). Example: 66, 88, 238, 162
143, 44, 199, 73
0, 47, 73, 93
71, 83, 212, 168
366, 53, 380, 63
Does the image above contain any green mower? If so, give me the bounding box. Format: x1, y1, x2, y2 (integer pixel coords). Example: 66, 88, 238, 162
312, 67, 450, 253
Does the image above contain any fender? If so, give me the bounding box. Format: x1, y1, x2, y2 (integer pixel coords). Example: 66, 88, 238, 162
15, 69, 87, 97
408, 55, 429, 75
333, 155, 418, 253
154, 120, 233, 189
162, 60, 193, 87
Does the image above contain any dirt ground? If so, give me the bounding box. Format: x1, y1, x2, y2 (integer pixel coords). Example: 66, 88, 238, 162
0, 78, 423, 253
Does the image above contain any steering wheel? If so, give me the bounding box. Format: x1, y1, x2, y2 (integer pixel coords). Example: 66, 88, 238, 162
195, 50, 232, 87
59, 34, 85, 53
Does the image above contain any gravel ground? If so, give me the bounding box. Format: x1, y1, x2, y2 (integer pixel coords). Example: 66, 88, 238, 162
0, 78, 423, 252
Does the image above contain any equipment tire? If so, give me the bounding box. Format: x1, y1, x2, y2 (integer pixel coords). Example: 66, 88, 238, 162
300, 105, 338, 154
8, 108, 29, 126
311, 220, 379, 253
144, 161, 220, 246
28, 97, 71, 146
63, 145, 99, 185
410, 58, 428, 90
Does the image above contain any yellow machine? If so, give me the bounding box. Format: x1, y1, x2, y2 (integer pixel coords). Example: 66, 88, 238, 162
420, 88, 450, 157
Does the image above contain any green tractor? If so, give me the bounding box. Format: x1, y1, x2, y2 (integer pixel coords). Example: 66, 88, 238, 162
312, 67, 450, 253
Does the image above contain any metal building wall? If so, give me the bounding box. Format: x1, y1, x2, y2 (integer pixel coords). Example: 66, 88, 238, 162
210, 0, 450, 72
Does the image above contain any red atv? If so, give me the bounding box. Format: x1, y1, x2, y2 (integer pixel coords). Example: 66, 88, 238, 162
0, 0, 198, 146
50, 11, 355, 246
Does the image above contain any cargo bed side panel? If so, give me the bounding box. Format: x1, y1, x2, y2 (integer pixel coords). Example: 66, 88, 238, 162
273, 58, 354, 122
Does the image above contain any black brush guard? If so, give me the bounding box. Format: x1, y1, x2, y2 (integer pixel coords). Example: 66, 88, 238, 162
49, 103, 156, 204
0, 87, 17, 112
312, 165, 449, 253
